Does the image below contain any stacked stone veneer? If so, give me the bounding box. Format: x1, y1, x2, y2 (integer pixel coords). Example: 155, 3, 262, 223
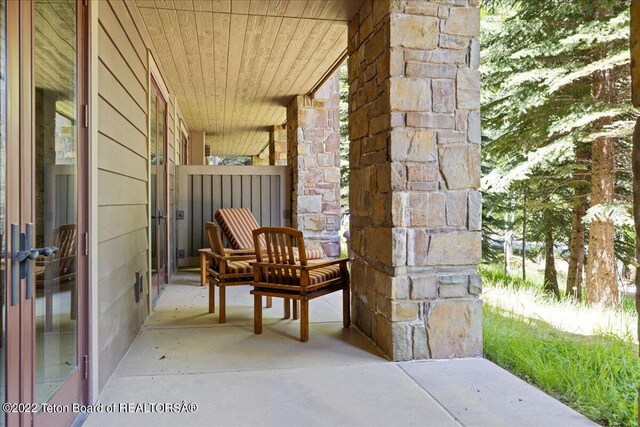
269, 125, 288, 166
348, 0, 482, 360
252, 150, 269, 165
286, 73, 342, 257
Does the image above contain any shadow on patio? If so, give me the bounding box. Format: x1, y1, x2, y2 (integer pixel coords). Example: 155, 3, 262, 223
84, 272, 595, 427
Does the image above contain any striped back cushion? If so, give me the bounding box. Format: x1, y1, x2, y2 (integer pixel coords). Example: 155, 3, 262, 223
215, 208, 263, 249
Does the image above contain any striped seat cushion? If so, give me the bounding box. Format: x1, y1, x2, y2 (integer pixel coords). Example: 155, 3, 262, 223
215, 208, 264, 249
214, 208, 323, 260
308, 264, 342, 285
305, 249, 324, 260
292, 247, 324, 261
226, 260, 253, 274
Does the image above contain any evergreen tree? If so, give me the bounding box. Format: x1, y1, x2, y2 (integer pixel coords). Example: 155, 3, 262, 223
482, 0, 635, 305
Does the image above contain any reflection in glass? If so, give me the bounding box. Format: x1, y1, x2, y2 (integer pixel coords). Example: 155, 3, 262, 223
150, 90, 157, 275
150, 81, 167, 301
0, 1, 6, 425
34, 0, 78, 405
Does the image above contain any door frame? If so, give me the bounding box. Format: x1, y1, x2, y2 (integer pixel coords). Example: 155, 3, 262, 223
148, 52, 169, 307
32, 0, 90, 424
3, 1, 90, 425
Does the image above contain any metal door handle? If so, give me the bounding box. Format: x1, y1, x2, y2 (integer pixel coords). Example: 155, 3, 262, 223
24, 223, 35, 300
10, 223, 45, 304
10, 224, 19, 306
32, 246, 59, 257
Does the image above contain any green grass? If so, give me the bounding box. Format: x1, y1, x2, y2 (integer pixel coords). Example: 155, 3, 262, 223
484, 306, 639, 426
480, 263, 638, 317
481, 263, 640, 426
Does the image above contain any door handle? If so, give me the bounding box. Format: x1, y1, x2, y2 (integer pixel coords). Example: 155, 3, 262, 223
10, 223, 19, 306
9, 223, 49, 303
32, 246, 59, 257
10, 223, 37, 304
24, 223, 35, 300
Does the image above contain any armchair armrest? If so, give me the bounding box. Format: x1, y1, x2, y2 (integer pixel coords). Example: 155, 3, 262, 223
212, 252, 256, 262
224, 248, 256, 255
303, 258, 349, 270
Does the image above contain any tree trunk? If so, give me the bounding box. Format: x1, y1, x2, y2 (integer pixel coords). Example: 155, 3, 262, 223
522, 187, 527, 282
632, 118, 640, 355
585, 135, 617, 306
585, 67, 618, 307
566, 148, 589, 300
504, 230, 513, 275
543, 216, 560, 299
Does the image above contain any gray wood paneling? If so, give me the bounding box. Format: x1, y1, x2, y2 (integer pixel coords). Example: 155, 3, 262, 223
97, 0, 150, 394
177, 165, 289, 266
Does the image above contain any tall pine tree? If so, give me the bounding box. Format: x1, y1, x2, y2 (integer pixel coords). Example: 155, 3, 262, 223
482, 0, 635, 305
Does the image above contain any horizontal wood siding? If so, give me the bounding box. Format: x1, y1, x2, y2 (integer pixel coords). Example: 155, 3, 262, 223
97, 0, 150, 393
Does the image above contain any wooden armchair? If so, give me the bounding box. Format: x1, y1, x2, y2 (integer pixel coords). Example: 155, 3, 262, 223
204, 222, 258, 323
251, 227, 350, 342
36, 224, 77, 331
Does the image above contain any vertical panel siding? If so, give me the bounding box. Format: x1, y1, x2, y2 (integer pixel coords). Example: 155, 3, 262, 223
176, 166, 289, 266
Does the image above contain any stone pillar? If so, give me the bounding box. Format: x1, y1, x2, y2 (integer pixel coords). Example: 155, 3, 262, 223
189, 131, 205, 165
252, 150, 269, 165
348, 0, 482, 361
35, 88, 57, 246
269, 125, 287, 166
286, 73, 341, 257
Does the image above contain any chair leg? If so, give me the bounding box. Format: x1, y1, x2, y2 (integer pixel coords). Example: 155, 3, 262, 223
300, 300, 309, 342
343, 287, 351, 327
254, 294, 263, 334
45, 287, 53, 332
200, 252, 206, 287
292, 299, 299, 320
283, 298, 290, 319
70, 281, 77, 320
219, 286, 226, 323
266, 296, 272, 308
208, 280, 215, 313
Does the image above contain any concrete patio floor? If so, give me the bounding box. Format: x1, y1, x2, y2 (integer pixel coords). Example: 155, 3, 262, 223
84, 272, 596, 427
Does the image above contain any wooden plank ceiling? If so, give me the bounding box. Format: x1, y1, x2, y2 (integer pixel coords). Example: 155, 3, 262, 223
136, 0, 360, 156
35, 0, 76, 120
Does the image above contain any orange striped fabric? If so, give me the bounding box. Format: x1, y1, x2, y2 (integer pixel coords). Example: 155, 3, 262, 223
292, 247, 324, 261
215, 208, 263, 249
226, 260, 253, 274
308, 264, 342, 285
214, 208, 323, 259
305, 249, 324, 260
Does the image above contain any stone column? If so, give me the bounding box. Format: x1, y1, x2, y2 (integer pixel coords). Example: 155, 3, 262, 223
189, 131, 205, 165
35, 88, 57, 246
269, 125, 287, 166
348, 0, 482, 361
286, 73, 341, 257
252, 149, 269, 165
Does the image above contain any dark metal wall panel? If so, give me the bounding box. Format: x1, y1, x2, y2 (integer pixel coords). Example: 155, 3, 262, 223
176, 165, 289, 266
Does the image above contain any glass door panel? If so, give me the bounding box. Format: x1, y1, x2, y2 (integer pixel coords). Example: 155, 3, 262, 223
34, 0, 78, 405
156, 97, 166, 281
150, 79, 167, 303
150, 87, 158, 299
0, 1, 6, 424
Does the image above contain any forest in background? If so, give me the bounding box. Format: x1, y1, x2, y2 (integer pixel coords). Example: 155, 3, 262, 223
481, 0, 636, 307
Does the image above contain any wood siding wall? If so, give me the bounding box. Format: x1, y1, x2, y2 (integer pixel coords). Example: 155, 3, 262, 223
96, 0, 186, 392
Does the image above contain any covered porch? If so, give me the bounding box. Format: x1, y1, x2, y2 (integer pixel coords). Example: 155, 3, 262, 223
89, 0, 580, 423
84, 272, 593, 426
